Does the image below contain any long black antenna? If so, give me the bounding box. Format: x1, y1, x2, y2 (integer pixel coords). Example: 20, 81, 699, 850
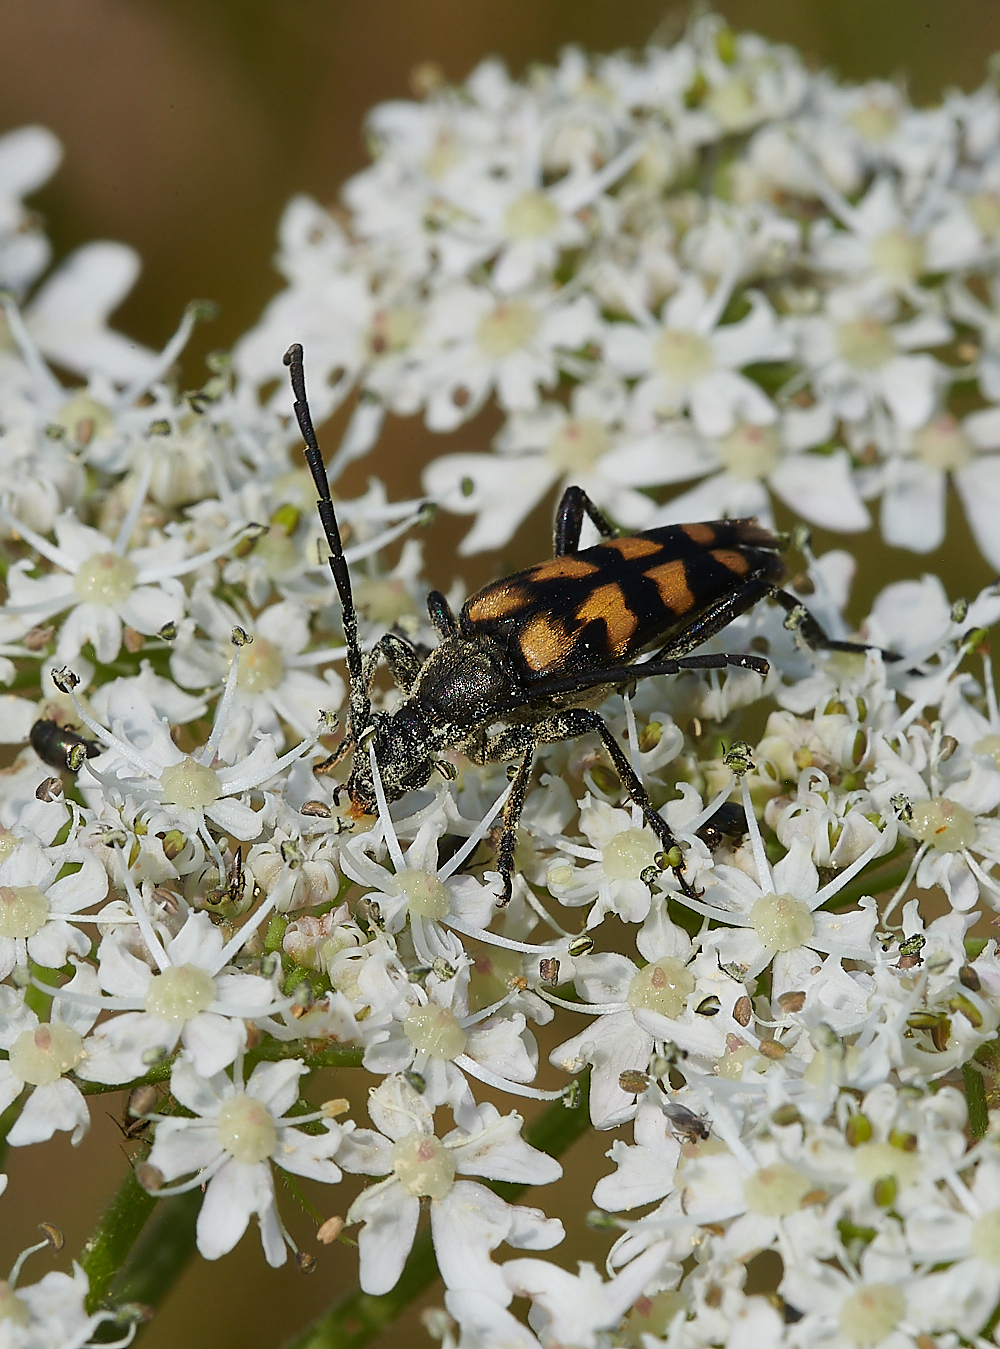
284, 343, 368, 730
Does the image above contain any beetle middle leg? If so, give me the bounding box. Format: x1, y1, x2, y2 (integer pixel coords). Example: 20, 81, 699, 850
474, 709, 697, 904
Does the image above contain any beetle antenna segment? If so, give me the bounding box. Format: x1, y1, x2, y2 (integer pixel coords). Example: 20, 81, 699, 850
284, 343, 370, 740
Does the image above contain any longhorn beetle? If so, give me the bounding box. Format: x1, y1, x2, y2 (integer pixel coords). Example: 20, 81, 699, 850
284, 343, 896, 903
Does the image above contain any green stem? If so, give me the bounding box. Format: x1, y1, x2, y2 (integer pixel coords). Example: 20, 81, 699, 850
75, 1041, 365, 1315
0, 1095, 24, 1173
109, 1188, 203, 1314
285, 1073, 592, 1349
80, 1167, 158, 1313
77, 1057, 178, 1096
964, 1062, 989, 1139
247, 1042, 365, 1072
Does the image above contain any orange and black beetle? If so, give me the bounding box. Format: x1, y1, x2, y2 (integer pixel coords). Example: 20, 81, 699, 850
285, 343, 894, 902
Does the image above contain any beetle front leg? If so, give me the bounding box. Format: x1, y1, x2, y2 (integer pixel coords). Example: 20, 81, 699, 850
362, 632, 425, 694
469, 723, 540, 907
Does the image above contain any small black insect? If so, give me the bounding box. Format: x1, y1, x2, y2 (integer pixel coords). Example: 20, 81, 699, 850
695, 801, 748, 852
30, 718, 100, 772
285, 344, 897, 904
662, 1100, 711, 1143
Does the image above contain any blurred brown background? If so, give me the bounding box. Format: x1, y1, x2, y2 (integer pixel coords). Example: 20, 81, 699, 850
0, 3, 998, 1346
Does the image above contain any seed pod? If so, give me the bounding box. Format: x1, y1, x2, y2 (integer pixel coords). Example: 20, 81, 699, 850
845, 1113, 872, 1146
538, 957, 561, 985
778, 990, 806, 1013
873, 1175, 897, 1208
619, 1069, 650, 1094
757, 1039, 787, 1060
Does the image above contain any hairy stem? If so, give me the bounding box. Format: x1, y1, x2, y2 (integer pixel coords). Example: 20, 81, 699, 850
109, 1188, 203, 1315
285, 1073, 592, 1349
964, 1061, 989, 1139
80, 1167, 158, 1313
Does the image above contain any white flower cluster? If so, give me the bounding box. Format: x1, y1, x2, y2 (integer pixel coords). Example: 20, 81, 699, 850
238, 14, 1000, 569
4, 16, 1000, 1349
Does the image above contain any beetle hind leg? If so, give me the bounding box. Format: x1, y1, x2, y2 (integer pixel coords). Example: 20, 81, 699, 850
770, 588, 902, 661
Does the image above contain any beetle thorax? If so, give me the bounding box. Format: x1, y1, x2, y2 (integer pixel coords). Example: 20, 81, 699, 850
414, 635, 516, 729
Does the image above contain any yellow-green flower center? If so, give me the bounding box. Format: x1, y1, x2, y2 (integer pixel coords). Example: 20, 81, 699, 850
975, 734, 1000, 768
749, 892, 814, 952
159, 757, 223, 808
423, 139, 460, 181
848, 103, 898, 144
390, 1130, 456, 1198
0, 1282, 30, 1327
971, 1209, 1000, 1264
654, 328, 714, 385
235, 637, 285, 694
73, 552, 138, 606
911, 415, 973, 472
9, 1022, 85, 1086
836, 318, 895, 370
868, 228, 925, 283
143, 963, 217, 1023
403, 1005, 467, 1060
968, 192, 1000, 239
369, 305, 422, 355
838, 1283, 906, 1348
0, 885, 48, 940
852, 1140, 920, 1186
705, 79, 755, 130
253, 531, 299, 579
602, 829, 660, 882
715, 422, 782, 480
546, 417, 611, 473
52, 391, 113, 444
910, 798, 977, 852
216, 1094, 277, 1164
504, 191, 561, 240
743, 1164, 812, 1216
477, 300, 540, 358
395, 868, 450, 920
627, 958, 695, 1020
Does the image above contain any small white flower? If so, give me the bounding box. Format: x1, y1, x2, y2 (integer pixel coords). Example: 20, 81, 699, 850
604, 273, 792, 438
144, 1056, 343, 1267
75, 894, 288, 1085
0, 968, 97, 1147
339, 1073, 563, 1299
418, 283, 600, 431
0, 837, 110, 982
